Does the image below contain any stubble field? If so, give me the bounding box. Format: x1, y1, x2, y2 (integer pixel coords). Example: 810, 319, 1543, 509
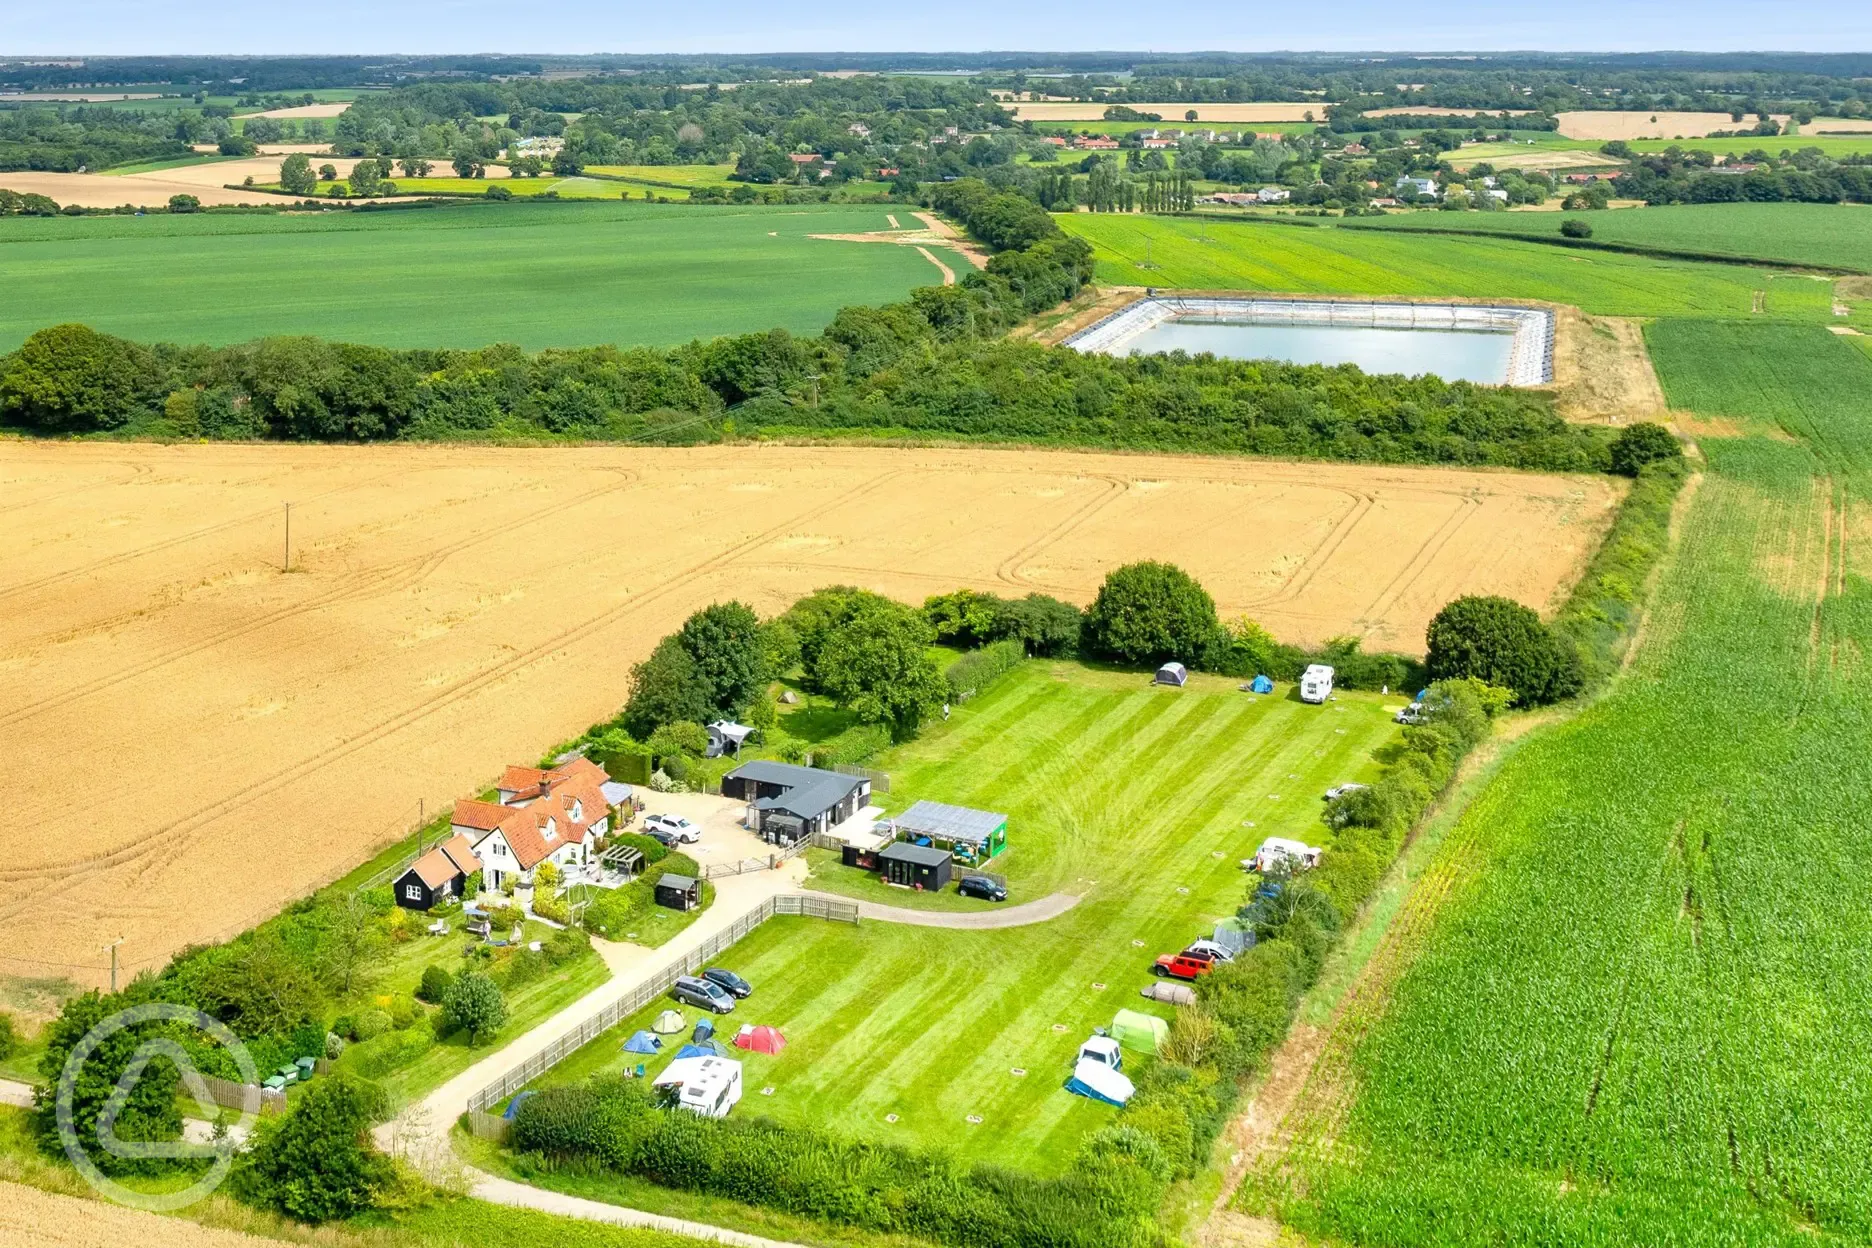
0, 441, 1617, 986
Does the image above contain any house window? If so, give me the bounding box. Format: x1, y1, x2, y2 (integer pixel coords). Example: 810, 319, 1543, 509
404, 883, 421, 900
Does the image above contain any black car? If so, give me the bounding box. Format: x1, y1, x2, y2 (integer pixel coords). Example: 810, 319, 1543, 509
958, 875, 1007, 902
643, 827, 679, 849
702, 967, 753, 998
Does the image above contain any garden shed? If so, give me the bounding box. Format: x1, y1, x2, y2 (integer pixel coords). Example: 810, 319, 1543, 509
877, 842, 953, 891
1155, 662, 1189, 687
893, 800, 1008, 864
655, 873, 701, 911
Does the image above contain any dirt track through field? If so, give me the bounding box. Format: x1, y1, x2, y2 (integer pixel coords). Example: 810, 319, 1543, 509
0, 442, 1619, 984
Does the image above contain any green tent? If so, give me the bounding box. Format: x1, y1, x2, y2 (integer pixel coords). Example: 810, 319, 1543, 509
1111, 1009, 1169, 1054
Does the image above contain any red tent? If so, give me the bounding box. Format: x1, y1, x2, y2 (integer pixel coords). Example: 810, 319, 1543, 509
734, 1024, 787, 1054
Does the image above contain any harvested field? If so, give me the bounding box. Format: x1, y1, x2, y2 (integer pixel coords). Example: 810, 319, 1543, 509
1362, 106, 1534, 118
0, 442, 1618, 985
234, 102, 352, 119
1450, 147, 1625, 172
2, 157, 395, 208
1, 1181, 298, 1248
1554, 110, 1791, 139
1007, 102, 1316, 122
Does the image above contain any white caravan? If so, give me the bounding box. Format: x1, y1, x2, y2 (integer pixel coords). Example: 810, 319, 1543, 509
1299, 664, 1335, 704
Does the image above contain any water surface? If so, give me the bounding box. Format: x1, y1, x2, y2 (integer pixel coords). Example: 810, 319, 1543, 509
1117, 320, 1516, 383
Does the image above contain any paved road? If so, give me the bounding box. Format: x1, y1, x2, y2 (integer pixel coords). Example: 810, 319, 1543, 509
789, 889, 1081, 928
0, 1077, 32, 1108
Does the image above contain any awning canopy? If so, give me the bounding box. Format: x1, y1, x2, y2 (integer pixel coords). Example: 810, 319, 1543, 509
894, 800, 1008, 849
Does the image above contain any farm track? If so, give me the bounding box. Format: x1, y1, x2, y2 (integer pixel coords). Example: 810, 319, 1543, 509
0, 469, 906, 917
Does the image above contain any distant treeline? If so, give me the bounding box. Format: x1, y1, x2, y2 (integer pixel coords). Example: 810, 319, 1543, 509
0, 107, 192, 172
0, 179, 1614, 475
1327, 111, 1559, 134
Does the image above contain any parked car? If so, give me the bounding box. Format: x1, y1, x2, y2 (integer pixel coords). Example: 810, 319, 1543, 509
1182, 939, 1235, 964
671, 975, 736, 1014
958, 875, 1007, 902
643, 828, 679, 849
1152, 952, 1216, 981
1395, 702, 1425, 725
1323, 783, 1368, 800
643, 814, 703, 843
702, 967, 753, 998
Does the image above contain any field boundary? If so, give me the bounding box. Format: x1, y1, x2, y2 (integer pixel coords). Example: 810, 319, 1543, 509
463, 893, 857, 1114
1333, 219, 1871, 276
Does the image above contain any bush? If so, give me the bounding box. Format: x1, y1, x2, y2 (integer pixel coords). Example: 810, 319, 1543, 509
944, 639, 1025, 701
809, 721, 891, 767
234, 1075, 393, 1223
346, 1025, 433, 1077
1084, 561, 1223, 666
1425, 594, 1582, 705
1559, 217, 1593, 238
350, 1008, 391, 1042
485, 184, 514, 200
415, 964, 452, 1004
613, 832, 670, 864
167, 194, 201, 213
1609, 421, 1683, 476
0, 323, 157, 432
0, 1011, 17, 1060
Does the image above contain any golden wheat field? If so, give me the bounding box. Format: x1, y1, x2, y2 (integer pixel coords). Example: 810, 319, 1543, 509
0, 441, 1620, 984
2, 1180, 293, 1248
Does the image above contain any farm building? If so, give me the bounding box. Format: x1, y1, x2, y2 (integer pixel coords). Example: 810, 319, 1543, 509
893, 800, 1007, 864
394, 833, 482, 911
722, 760, 870, 845
1155, 662, 1189, 687
877, 842, 953, 891
656, 873, 701, 911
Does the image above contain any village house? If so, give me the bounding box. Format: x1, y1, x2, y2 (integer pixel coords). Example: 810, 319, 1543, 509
1073, 135, 1119, 150
454, 757, 615, 893
1257, 185, 1291, 203
393, 833, 482, 911
847, 122, 870, 137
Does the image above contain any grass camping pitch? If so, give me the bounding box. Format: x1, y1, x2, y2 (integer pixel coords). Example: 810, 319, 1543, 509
1057, 213, 1840, 320
519, 662, 1402, 1175
0, 201, 936, 352
1247, 323, 1872, 1247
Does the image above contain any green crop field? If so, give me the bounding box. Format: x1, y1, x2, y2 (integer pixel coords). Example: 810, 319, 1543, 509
0, 201, 936, 351
519, 662, 1400, 1175
1348, 202, 1872, 273
1058, 212, 1837, 319
1253, 322, 1872, 1247
585, 164, 739, 187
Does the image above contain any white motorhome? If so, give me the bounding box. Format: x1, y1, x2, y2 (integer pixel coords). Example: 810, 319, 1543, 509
652, 1056, 743, 1119
1299, 664, 1335, 704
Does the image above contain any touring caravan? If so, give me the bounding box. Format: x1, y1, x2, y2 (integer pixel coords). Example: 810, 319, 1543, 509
652, 1056, 744, 1119
1299, 664, 1335, 704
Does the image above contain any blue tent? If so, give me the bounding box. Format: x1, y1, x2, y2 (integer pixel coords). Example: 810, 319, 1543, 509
675, 1040, 728, 1059
1250, 674, 1274, 694
502, 1090, 537, 1121
622, 1030, 662, 1055
1417, 688, 1430, 701
692, 1017, 715, 1043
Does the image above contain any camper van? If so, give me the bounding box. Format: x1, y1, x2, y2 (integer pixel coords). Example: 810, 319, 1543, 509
1299, 664, 1335, 704
653, 1056, 743, 1119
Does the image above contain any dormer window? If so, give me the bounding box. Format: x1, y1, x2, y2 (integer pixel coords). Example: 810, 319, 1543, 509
571, 799, 583, 822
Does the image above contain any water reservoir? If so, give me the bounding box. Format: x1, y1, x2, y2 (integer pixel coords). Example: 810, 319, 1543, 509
1065, 298, 1555, 386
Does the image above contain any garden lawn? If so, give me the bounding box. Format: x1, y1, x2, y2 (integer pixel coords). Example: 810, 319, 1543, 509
1348, 201, 1872, 274
0, 201, 936, 351
520, 662, 1399, 1175
1257, 323, 1872, 1247
1058, 212, 1836, 319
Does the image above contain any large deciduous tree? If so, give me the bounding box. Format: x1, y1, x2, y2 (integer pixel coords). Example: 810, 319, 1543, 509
1084, 561, 1223, 666
442, 971, 506, 1045
0, 323, 155, 431
811, 596, 947, 734
235, 1076, 393, 1223
677, 601, 769, 720
1425, 595, 1582, 705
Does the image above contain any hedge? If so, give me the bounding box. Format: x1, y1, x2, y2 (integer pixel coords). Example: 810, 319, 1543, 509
945, 639, 1026, 701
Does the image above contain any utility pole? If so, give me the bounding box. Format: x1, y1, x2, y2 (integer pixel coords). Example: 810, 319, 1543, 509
102, 937, 124, 993
282, 502, 292, 572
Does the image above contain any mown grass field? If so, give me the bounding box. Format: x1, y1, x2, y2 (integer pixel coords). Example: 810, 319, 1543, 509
1349, 201, 1872, 273
0, 201, 936, 351
1058, 212, 1838, 319
521, 662, 1400, 1175
1254, 322, 1872, 1247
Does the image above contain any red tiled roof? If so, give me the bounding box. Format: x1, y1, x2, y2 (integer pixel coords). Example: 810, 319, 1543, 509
453, 799, 511, 831
438, 833, 482, 877
477, 759, 611, 871
409, 846, 460, 889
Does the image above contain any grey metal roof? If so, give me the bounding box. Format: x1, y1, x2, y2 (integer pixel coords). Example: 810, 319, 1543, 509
728, 761, 864, 822
895, 800, 1007, 846
879, 842, 952, 868
657, 874, 698, 890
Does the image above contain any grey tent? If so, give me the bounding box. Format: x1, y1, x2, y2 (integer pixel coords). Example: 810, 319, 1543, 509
1155, 662, 1189, 687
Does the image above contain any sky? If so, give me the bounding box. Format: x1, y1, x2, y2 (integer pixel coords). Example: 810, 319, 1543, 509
3, 1, 1870, 57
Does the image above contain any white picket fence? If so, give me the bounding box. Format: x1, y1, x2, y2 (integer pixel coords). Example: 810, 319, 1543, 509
464, 893, 857, 1113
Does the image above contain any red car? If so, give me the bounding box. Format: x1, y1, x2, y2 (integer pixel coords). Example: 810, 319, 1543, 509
1152, 952, 1215, 981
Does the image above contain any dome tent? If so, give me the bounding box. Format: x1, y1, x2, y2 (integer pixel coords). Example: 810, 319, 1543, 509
653, 1009, 687, 1034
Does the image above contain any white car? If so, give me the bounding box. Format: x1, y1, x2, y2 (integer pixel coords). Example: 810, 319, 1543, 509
1323, 783, 1369, 801
642, 813, 703, 843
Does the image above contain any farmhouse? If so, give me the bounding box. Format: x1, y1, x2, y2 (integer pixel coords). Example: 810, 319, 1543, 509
394, 833, 482, 911
1074, 135, 1119, 150
454, 756, 614, 891
721, 760, 870, 845
1396, 175, 1440, 198
1256, 186, 1290, 203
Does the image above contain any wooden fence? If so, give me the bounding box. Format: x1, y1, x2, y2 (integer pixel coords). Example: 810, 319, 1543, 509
199, 1074, 287, 1117
464, 1109, 512, 1143
464, 893, 857, 1114
831, 764, 890, 793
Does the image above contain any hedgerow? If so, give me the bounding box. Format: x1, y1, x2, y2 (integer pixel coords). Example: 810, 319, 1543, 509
945, 639, 1026, 701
